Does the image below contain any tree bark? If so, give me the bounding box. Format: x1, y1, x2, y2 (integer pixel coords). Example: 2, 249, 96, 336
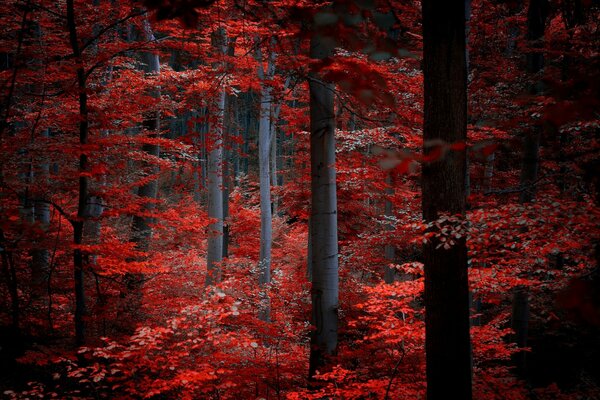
205, 28, 226, 287
384, 173, 396, 284
67, 0, 89, 347
308, 31, 339, 379
256, 44, 273, 321
421, 1, 472, 398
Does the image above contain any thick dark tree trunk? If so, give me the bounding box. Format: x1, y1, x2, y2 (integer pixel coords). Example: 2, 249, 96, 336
308, 30, 339, 380
421, 1, 472, 399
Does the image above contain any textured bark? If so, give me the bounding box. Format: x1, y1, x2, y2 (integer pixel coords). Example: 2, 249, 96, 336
67, 0, 89, 346
205, 28, 227, 287
421, 1, 472, 398
205, 91, 225, 286
308, 32, 339, 379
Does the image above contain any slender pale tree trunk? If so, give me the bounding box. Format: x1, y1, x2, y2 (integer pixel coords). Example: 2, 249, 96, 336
66, 0, 89, 346
308, 30, 339, 379
383, 173, 396, 284
205, 28, 227, 287
421, 1, 472, 398
256, 44, 274, 321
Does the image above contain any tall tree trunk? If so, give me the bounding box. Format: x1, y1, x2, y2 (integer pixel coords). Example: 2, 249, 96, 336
205, 28, 226, 287
256, 45, 273, 321
421, 1, 472, 399
384, 173, 396, 284
66, 0, 89, 346
308, 30, 339, 380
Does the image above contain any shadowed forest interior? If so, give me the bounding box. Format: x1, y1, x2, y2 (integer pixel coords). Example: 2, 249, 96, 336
0, 0, 599, 398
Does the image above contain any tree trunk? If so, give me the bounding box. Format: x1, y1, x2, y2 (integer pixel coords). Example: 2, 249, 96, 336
257, 45, 273, 321
205, 28, 226, 287
421, 1, 472, 398
67, 0, 89, 347
384, 173, 396, 284
308, 31, 339, 379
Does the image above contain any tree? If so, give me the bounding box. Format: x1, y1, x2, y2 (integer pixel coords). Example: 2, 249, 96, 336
421, 0, 472, 398
308, 24, 339, 379
205, 27, 227, 287
256, 41, 274, 321
66, 0, 90, 346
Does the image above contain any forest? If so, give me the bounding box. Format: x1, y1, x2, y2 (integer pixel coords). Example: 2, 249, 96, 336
0, 0, 599, 398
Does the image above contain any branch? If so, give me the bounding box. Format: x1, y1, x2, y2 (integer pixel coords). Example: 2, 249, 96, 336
384, 345, 406, 400
80, 10, 148, 53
